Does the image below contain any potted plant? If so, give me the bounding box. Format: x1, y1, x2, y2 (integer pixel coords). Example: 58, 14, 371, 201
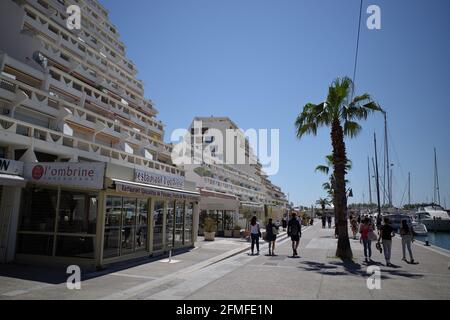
203, 217, 217, 241
233, 224, 242, 238
223, 214, 233, 238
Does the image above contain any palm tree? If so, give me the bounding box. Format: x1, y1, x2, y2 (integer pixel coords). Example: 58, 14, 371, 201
316, 198, 330, 216
295, 77, 382, 259
316, 154, 352, 199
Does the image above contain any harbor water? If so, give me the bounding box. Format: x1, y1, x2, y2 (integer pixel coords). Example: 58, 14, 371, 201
416, 232, 450, 251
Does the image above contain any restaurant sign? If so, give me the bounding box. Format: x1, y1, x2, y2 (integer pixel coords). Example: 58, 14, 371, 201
116, 182, 199, 201
24, 162, 105, 189
0, 158, 24, 175
134, 169, 184, 188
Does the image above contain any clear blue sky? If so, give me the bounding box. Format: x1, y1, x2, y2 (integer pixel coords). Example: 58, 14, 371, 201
101, 0, 450, 208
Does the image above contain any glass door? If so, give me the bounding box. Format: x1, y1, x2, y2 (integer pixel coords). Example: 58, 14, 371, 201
166, 201, 175, 249
135, 199, 148, 251
152, 200, 164, 251
174, 201, 185, 247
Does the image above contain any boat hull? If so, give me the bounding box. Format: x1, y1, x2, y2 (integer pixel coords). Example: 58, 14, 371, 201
421, 219, 450, 232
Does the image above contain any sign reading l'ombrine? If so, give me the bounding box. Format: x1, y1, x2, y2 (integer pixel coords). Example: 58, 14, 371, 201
24, 162, 105, 189
134, 169, 184, 189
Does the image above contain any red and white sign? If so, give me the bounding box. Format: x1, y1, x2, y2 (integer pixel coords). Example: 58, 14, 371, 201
24, 162, 105, 189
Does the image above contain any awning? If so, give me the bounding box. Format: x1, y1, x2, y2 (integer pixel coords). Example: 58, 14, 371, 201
112, 178, 200, 201
0, 174, 26, 187
240, 201, 264, 209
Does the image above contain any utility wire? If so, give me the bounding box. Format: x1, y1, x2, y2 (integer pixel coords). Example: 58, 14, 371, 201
351, 0, 364, 99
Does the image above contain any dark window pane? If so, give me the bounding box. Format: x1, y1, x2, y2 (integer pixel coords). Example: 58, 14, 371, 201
175, 201, 184, 247
121, 198, 136, 254
152, 200, 164, 251
103, 196, 122, 258
17, 234, 54, 256
166, 201, 174, 248
56, 236, 95, 259
135, 199, 148, 251
184, 203, 194, 244
58, 192, 97, 234
20, 188, 57, 232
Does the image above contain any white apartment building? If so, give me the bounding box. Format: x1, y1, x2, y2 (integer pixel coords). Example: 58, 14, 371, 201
182, 117, 289, 234
0, 0, 199, 268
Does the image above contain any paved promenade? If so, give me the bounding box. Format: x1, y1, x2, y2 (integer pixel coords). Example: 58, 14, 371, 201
0, 221, 449, 300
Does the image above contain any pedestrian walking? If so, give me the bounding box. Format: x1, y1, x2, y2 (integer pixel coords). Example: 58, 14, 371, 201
321, 215, 326, 228
327, 214, 332, 228
249, 216, 261, 256
265, 218, 278, 256
359, 217, 375, 263
350, 216, 359, 239
400, 219, 415, 264
288, 212, 302, 257
378, 217, 395, 266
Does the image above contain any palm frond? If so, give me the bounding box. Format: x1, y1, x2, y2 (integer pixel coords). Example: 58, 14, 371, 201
344, 121, 362, 138
315, 165, 330, 175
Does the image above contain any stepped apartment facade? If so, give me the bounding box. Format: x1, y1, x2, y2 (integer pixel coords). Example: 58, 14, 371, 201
182, 117, 289, 233
0, 0, 200, 268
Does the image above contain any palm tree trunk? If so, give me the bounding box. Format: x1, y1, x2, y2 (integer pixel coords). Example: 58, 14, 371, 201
331, 120, 353, 259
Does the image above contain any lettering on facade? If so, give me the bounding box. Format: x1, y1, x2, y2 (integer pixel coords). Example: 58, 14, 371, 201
0, 158, 24, 175
117, 183, 198, 201
24, 162, 105, 189
134, 169, 185, 189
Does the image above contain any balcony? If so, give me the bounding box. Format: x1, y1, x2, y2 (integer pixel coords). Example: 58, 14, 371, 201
0, 114, 184, 177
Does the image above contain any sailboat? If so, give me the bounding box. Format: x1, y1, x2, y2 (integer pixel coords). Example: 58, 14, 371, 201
412, 148, 450, 232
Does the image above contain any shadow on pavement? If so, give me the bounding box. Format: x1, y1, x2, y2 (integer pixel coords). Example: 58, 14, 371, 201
297, 259, 424, 280
0, 247, 193, 285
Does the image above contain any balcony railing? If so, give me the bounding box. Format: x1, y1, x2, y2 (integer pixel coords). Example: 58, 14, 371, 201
0, 74, 171, 159
0, 114, 184, 177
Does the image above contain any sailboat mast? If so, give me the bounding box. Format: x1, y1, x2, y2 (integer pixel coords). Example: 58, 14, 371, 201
434, 147, 441, 205
408, 172, 411, 206
374, 133, 381, 216
383, 111, 391, 206
368, 157, 372, 206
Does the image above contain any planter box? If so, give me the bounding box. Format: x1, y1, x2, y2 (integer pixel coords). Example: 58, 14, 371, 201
224, 230, 233, 238
233, 230, 241, 238
204, 232, 215, 241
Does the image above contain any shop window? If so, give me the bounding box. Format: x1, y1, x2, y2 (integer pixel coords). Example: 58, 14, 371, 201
135, 199, 148, 251
174, 201, 185, 247
58, 192, 97, 234
103, 196, 122, 258
20, 188, 58, 232
152, 200, 164, 251
121, 198, 136, 254
56, 236, 95, 259
17, 234, 54, 256
166, 201, 174, 249
184, 203, 194, 245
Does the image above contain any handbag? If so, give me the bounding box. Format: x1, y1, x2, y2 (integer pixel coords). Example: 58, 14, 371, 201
368, 230, 378, 241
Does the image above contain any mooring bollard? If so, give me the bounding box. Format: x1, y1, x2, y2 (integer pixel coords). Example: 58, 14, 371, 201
425, 237, 430, 246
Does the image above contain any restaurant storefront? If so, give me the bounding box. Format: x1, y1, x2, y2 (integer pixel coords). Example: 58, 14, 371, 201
0, 156, 26, 263
197, 189, 240, 236
9, 161, 199, 268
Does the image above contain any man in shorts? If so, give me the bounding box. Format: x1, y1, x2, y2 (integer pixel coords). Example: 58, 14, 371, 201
288, 212, 302, 257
